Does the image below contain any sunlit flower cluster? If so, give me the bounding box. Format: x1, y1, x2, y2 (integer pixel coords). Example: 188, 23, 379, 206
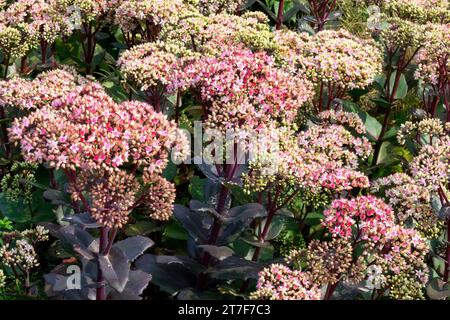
59, 0, 118, 23
409, 135, 450, 190
0, 240, 39, 271
0, 0, 73, 44
0, 269, 5, 289
21, 225, 49, 242
0, 68, 83, 111
381, 18, 426, 50
0, 23, 33, 61
302, 29, 383, 90
9, 82, 189, 173
372, 173, 444, 238
250, 264, 321, 300
397, 118, 449, 146
317, 110, 366, 134
243, 124, 370, 195
180, 46, 313, 126
69, 169, 140, 228
273, 29, 312, 73
384, 0, 449, 23
0, 227, 48, 272
118, 41, 194, 92
141, 172, 176, 221
296, 124, 372, 168
323, 195, 395, 242
305, 238, 355, 285
414, 23, 450, 86
0, 161, 38, 204
114, 0, 187, 43
162, 12, 273, 55
377, 225, 429, 299
197, 0, 243, 15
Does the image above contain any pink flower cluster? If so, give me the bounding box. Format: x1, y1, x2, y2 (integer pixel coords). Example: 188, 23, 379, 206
251, 264, 321, 300
0, 0, 73, 44
297, 124, 372, 169
179, 46, 313, 125
323, 195, 395, 242
244, 123, 371, 195
311, 165, 370, 191
118, 41, 192, 92
0, 68, 83, 111
9, 81, 189, 173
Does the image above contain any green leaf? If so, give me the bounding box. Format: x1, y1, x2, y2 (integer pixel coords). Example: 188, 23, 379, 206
305, 212, 324, 226
427, 278, 450, 300
382, 125, 399, 141
162, 159, 177, 181
376, 142, 392, 165
264, 215, 288, 241
198, 245, 234, 261
342, 100, 382, 140
373, 74, 386, 93
361, 112, 382, 141
188, 176, 205, 201
0, 193, 31, 223
207, 256, 261, 281
125, 221, 162, 236
389, 71, 408, 100
163, 217, 189, 241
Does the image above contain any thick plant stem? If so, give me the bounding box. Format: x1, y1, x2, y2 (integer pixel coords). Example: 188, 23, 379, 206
81, 24, 100, 75
371, 108, 391, 166
438, 185, 450, 282
49, 168, 58, 189
276, 0, 285, 30
324, 283, 338, 300
444, 222, 450, 282
20, 56, 28, 75
239, 208, 276, 293
175, 91, 181, 124
40, 40, 48, 65
444, 83, 450, 123
200, 184, 229, 263
372, 52, 405, 166
0, 105, 11, 159
24, 271, 31, 297
96, 227, 109, 300
196, 163, 235, 290
63, 169, 91, 212
196, 184, 230, 290
3, 54, 10, 79
251, 209, 276, 262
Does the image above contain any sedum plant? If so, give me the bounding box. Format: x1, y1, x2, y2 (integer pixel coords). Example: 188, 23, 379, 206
0, 0, 449, 302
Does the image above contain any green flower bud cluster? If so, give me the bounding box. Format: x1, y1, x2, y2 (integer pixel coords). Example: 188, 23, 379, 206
273, 229, 306, 257
380, 17, 426, 50
0, 162, 38, 204
0, 269, 5, 290
386, 273, 426, 300
384, 0, 449, 24
0, 25, 33, 61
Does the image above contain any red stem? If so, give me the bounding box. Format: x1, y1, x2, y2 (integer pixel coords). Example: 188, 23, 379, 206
0, 105, 11, 159
444, 222, 450, 282
324, 282, 338, 300
276, 0, 285, 30
96, 226, 109, 300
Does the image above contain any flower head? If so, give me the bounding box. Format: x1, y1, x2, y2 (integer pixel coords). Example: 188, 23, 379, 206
9, 82, 189, 173
251, 264, 321, 300
323, 195, 395, 242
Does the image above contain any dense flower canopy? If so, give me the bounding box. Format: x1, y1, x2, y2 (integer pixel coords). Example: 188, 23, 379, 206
0, 0, 449, 303
9, 82, 189, 172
